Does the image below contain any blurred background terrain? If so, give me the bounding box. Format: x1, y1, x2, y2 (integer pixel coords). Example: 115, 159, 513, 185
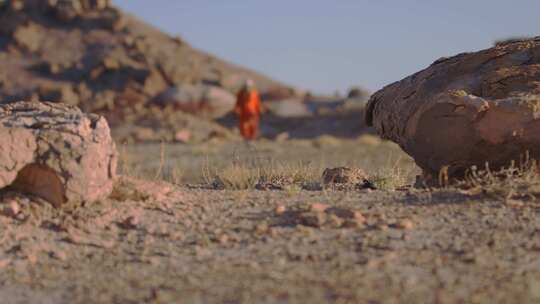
0, 0, 371, 146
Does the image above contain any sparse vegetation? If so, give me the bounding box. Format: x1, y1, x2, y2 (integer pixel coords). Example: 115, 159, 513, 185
203, 153, 322, 190
371, 166, 411, 190
118, 137, 417, 191
461, 154, 540, 203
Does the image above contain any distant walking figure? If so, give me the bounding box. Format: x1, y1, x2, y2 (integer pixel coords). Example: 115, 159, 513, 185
235, 79, 261, 140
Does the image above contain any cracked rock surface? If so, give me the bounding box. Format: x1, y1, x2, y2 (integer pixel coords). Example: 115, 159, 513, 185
0, 101, 117, 206
366, 37, 540, 180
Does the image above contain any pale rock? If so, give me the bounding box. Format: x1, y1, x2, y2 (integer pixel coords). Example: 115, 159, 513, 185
0, 101, 117, 206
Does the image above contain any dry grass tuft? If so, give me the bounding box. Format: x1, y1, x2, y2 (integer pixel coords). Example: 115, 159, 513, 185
118, 143, 141, 178
460, 155, 540, 202
118, 140, 418, 191
370, 157, 415, 190
110, 178, 151, 202
203, 155, 322, 190
117, 142, 184, 185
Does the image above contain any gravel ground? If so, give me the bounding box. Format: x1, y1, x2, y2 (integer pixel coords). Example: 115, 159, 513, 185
0, 139, 539, 303
0, 178, 539, 304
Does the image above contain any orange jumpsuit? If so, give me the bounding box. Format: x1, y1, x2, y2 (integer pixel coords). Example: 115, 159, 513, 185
235, 88, 261, 140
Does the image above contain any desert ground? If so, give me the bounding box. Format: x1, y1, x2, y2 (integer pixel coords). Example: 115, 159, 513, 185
1, 2, 540, 304
0, 137, 539, 304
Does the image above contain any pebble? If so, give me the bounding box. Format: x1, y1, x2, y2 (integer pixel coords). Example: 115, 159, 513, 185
3, 200, 20, 217
121, 215, 139, 229
300, 212, 326, 228
505, 199, 524, 208
275, 205, 287, 215
309, 203, 329, 213
395, 219, 415, 230
218, 234, 229, 245
51, 250, 68, 261
0, 259, 10, 269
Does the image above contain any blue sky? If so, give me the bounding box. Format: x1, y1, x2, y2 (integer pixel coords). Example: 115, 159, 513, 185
115, 1, 539, 94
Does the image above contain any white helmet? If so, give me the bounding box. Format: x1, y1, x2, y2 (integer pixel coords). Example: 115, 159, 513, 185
244, 79, 255, 89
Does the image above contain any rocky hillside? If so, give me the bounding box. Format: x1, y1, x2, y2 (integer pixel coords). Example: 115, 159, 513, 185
0, 0, 294, 141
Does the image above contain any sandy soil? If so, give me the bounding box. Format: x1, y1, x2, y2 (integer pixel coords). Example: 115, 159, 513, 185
0, 139, 539, 304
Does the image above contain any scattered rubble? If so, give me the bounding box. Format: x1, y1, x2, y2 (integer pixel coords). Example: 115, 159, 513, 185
276, 203, 411, 230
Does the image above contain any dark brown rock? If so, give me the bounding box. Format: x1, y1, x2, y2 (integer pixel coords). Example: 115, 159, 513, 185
366, 37, 540, 180
38, 83, 80, 106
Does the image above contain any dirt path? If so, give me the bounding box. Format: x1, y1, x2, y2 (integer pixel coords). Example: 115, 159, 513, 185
0, 177, 538, 303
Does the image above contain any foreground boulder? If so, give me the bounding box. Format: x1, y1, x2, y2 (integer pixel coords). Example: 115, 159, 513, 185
366, 37, 540, 182
0, 102, 117, 206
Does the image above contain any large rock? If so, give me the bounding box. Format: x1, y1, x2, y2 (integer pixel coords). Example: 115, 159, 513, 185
266, 99, 311, 117
366, 37, 540, 181
150, 84, 236, 118
0, 101, 117, 206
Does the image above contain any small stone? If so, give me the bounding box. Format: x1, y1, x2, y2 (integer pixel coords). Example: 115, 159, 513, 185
132, 127, 158, 142
300, 212, 326, 228
395, 219, 415, 230
342, 219, 365, 229
218, 234, 229, 245
26, 253, 38, 265
12, 23, 42, 53
102, 57, 120, 70
255, 222, 269, 234
48, 63, 61, 75
174, 129, 191, 143
0, 259, 10, 269
377, 224, 389, 231
120, 215, 139, 229
353, 211, 366, 223
327, 214, 344, 228
274, 205, 286, 215
275, 132, 289, 142
506, 199, 524, 208
51, 249, 67, 261
309, 203, 329, 213
326, 207, 365, 223
3, 200, 20, 217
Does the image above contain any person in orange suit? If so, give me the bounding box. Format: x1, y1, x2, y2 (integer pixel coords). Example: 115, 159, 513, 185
235, 79, 261, 140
